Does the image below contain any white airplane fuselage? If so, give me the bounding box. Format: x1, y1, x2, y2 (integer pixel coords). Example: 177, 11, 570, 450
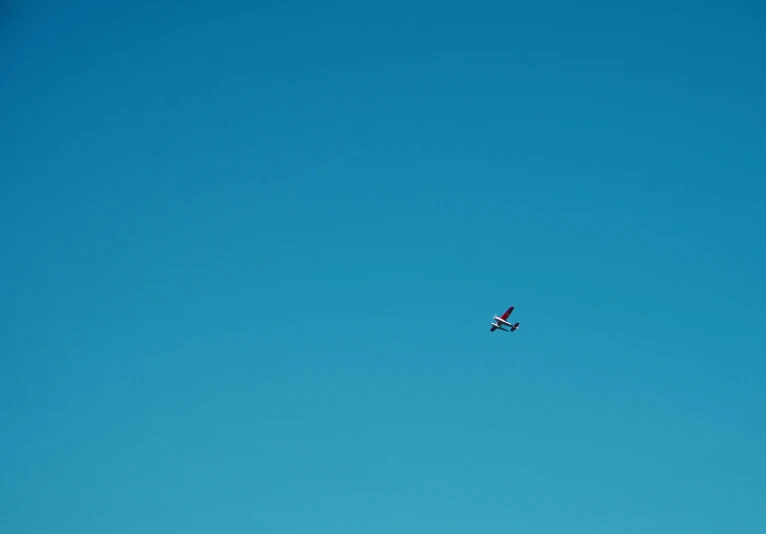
494, 316, 513, 327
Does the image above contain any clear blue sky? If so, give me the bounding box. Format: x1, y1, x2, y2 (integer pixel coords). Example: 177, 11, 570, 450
2, 1, 765, 532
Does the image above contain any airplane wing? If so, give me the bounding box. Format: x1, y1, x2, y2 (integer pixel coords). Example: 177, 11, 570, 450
500, 306, 514, 320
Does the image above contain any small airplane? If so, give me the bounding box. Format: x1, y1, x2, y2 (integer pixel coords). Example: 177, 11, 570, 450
490, 305, 520, 332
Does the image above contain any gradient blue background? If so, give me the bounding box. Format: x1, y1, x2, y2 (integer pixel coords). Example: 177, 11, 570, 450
2, 1, 765, 532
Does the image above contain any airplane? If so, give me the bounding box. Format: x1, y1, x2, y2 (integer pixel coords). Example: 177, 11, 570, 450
490, 305, 520, 332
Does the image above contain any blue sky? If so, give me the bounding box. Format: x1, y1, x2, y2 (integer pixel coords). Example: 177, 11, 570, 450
2, 1, 765, 532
